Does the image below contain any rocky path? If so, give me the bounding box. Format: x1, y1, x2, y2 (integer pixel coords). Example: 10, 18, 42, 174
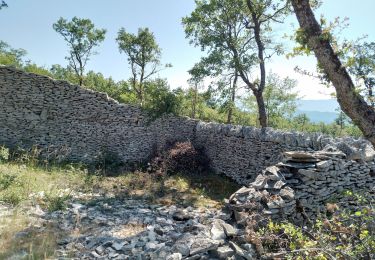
3, 195, 256, 260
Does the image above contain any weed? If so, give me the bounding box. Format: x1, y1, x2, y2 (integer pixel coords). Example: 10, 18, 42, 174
0, 146, 9, 162
0, 173, 16, 190
253, 190, 375, 259
44, 192, 72, 212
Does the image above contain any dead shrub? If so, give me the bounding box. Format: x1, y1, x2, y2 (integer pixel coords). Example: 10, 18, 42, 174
147, 141, 209, 176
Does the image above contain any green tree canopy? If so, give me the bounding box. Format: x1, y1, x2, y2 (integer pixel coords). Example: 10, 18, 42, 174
183, 0, 289, 127
116, 27, 171, 106
348, 42, 375, 107
0, 41, 27, 67
53, 17, 106, 86
243, 72, 298, 127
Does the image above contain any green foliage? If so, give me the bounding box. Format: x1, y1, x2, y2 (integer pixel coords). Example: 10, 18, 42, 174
44, 192, 72, 212
143, 79, 181, 119
183, 0, 290, 127
257, 191, 374, 259
53, 17, 106, 85
348, 42, 375, 106
0, 41, 27, 67
0, 173, 16, 190
23, 62, 53, 77
50, 64, 80, 84
243, 72, 299, 127
0, 146, 9, 162
117, 27, 161, 70
116, 27, 171, 105
84, 70, 131, 102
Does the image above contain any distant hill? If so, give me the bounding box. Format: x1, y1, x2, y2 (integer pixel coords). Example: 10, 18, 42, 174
295, 110, 338, 124
296, 99, 339, 113
296, 99, 339, 123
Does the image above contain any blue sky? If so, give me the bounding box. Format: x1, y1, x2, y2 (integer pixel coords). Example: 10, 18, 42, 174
1, 0, 374, 99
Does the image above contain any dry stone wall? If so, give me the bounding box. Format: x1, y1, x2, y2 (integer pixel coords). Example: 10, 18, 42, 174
0, 66, 374, 192
228, 150, 375, 224
0, 66, 196, 165
195, 122, 334, 184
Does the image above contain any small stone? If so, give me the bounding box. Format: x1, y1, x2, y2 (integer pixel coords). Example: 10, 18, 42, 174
172, 210, 192, 221
298, 169, 317, 179
167, 253, 182, 260
273, 180, 286, 190
112, 242, 125, 251
316, 160, 332, 169
251, 175, 268, 189
265, 166, 282, 181
90, 251, 101, 258
215, 245, 235, 259
145, 242, 157, 250
222, 223, 237, 237
211, 220, 226, 240
229, 241, 253, 260
267, 196, 285, 209
171, 243, 190, 257
189, 237, 219, 255
279, 187, 295, 200
95, 245, 106, 255
108, 251, 119, 258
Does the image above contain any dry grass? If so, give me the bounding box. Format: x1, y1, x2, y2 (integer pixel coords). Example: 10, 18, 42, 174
0, 159, 240, 258
97, 171, 240, 208
112, 223, 147, 239
0, 209, 62, 259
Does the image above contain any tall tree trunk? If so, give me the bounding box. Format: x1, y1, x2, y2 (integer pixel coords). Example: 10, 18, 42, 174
227, 73, 238, 124
255, 91, 267, 128
244, 0, 268, 128
292, 0, 375, 146
191, 84, 198, 119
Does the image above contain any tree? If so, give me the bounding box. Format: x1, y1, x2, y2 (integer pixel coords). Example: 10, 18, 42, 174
243, 72, 298, 127
335, 108, 350, 134
183, 0, 289, 128
0, 1, 7, 10
50, 64, 80, 85
53, 17, 106, 86
0, 41, 26, 67
143, 79, 181, 118
188, 51, 240, 124
294, 113, 310, 131
291, 0, 375, 146
348, 42, 375, 107
116, 27, 171, 106
188, 62, 207, 119
84, 71, 130, 102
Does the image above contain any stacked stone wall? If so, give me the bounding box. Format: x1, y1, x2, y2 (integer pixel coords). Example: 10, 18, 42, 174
0, 66, 373, 190
0, 66, 197, 165
194, 122, 342, 184
229, 150, 375, 224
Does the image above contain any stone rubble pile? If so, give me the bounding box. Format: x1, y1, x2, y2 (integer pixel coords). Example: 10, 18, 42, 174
6, 198, 258, 260
228, 149, 375, 225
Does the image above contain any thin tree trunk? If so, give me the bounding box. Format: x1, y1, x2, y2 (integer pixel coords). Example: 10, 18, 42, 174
292, 0, 375, 146
139, 65, 145, 107
245, 0, 267, 128
255, 91, 267, 128
227, 73, 238, 124
192, 84, 198, 119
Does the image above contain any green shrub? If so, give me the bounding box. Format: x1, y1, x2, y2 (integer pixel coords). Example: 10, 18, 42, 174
0, 146, 9, 162
253, 191, 375, 259
0, 173, 16, 190
44, 192, 71, 212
